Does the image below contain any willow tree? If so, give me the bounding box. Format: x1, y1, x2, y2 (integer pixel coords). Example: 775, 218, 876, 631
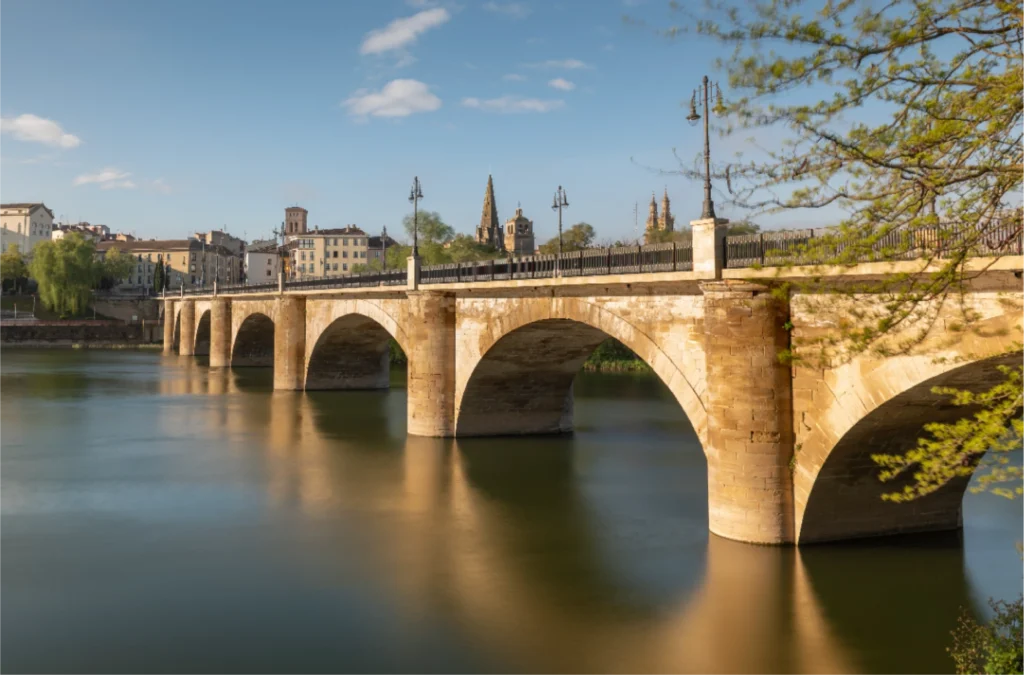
669, 0, 1022, 499
29, 234, 100, 317
1, 244, 28, 293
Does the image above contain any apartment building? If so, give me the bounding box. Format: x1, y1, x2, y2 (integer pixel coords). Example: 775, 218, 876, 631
96, 239, 242, 292
288, 226, 368, 279
1, 203, 54, 253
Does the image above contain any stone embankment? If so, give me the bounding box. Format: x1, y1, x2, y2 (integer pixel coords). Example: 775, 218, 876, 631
1, 320, 163, 348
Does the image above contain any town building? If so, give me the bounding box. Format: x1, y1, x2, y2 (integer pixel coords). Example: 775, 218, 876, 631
504, 207, 535, 256
288, 226, 369, 279
644, 190, 675, 243
284, 206, 308, 237
195, 229, 245, 257
245, 239, 285, 284
96, 239, 242, 292
367, 232, 399, 267
475, 175, 505, 251
52, 222, 107, 243
1, 203, 54, 253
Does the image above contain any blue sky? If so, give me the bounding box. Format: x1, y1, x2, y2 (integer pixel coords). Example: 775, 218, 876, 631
0, 0, 826, 243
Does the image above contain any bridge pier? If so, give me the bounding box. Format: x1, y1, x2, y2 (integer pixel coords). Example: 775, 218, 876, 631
209, 298, 232, 368
701, 281, 795, 545
162, 300, 175, 354
274, 296, 306, 390
406, 291, 456, 436
178, 300, 196, 356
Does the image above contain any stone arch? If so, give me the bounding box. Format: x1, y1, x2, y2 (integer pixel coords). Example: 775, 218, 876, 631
454, 297, 708, 444
796, 352, 1022, 543
193, 310, 211, 356
231, 313, 275, 367
304, 299, 410, 391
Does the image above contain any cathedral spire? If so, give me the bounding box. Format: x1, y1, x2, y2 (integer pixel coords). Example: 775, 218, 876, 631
477, 174, 503, 250
660, 188, 674, 233
645, 192, 660, 235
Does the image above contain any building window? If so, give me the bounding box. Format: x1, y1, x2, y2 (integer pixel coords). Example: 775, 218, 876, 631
332, 263, 338, 271
266, 270, 272, 277
360, 251, 366, 259
343, 264, 348, 271
343, 250, 348, 258
332, 251, 338, 258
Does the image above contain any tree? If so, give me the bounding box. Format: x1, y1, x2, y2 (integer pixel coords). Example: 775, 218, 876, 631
675, 0, 1022, 502
152, 260, 165, 294
403, 210, 454, 264
1, 244, 28, 293
29, 233, 100, 317
100, 247, 136, 286
539, 222, 596, 254
447, 234, 498, 262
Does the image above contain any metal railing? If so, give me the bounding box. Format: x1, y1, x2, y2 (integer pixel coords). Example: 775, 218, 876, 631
726, 221, 1023, 268
419, 239, 694, 285
169, 222, 1019, 296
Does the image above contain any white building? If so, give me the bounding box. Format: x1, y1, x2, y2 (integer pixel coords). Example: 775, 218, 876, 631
1, 203, 54, 253
52, 222, 105, 243
245, 239, 283, 284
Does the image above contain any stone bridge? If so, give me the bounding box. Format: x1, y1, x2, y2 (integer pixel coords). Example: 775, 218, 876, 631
161, 223, 1023, 546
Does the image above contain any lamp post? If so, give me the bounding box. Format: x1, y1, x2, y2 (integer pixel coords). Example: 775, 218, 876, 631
381, 225, 388, 271
551, 185, 569, 276
409, 177, 423, 257
686, 75, 723, 220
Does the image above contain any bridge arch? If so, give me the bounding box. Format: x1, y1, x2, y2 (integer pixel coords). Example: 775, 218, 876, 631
193, 309, 211, 356
232, 312, 275, 367
795, 351, 1022, 543
304, 299, 410, 391
453, 297, 708, 444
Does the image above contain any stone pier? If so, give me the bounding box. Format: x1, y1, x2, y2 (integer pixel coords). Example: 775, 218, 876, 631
405, 291, 456, 437
701, 281, 795, 544
274, 296, 306, 390
209, 298, 232, 368
178, 300, 196, 356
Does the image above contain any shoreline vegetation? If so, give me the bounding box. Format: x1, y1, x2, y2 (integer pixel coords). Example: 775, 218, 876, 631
389, 338, 650, 373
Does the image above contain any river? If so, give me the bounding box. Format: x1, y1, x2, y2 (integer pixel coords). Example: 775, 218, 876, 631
1, 350, 1020, 673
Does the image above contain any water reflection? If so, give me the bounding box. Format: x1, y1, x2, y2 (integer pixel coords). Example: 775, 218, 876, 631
1, 351, 1018, 674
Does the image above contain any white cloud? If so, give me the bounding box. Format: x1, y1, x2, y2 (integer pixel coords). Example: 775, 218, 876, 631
461, 96, 564, 113
360, 8, 450, 55
150, 178, 172, 194
73, 167, 135, 189
527, 58, 589, 69
343, 79, 442, 118
0, 114, 81, 148
548, 78, 575, 91
483, 2, 531, 18
503, 73, 526, 81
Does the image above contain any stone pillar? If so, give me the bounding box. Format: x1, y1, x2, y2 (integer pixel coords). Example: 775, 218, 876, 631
701, 280, 795, 544
178, 300, 196, 356
691, 217, 730, 279
162, 299, 175, 354
209, 298, 232, 368
274, 296, 306, 390
407, 255, 421, 290
406, 291, 456, 437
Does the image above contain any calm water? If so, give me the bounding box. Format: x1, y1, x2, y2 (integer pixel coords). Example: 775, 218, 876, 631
1, 350, 1020, 674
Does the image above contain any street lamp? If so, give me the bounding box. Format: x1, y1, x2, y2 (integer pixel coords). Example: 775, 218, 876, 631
409, 177, 424, 257
687, 75, 723, 220
381, 225, 389, 271
551, 185, 569, 276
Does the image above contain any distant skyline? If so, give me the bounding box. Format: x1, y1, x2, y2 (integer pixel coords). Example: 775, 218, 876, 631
0, 0, 843, 244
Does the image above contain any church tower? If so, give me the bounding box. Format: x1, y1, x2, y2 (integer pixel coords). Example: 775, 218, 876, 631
660, 189, 675, 233
476, 175, 504, 251
644, 193, 660, 241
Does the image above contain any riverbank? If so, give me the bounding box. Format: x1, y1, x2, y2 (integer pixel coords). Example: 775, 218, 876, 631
1, 320, 163, 348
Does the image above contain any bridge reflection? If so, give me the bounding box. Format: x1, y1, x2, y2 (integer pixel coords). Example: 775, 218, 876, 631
157, 359, 978, 673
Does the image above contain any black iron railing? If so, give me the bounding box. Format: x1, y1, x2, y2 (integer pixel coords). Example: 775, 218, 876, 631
726, 221, 1024, 268
170, 223, 1019, 296
419, 239, 694, 285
